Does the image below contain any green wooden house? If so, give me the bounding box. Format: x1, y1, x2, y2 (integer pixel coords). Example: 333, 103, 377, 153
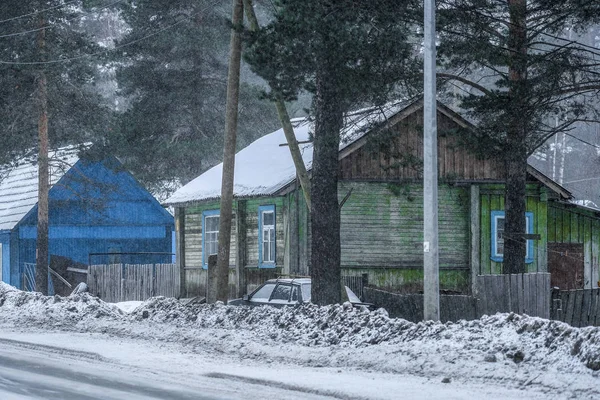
165, 99, 600, 298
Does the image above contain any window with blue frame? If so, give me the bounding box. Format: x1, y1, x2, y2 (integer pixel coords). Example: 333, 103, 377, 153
258, 205, 276, 267
491, 211, 534, 263
202, 210, 220, 269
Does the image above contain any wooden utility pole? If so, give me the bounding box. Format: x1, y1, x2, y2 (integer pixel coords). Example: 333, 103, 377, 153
35, 15, 49, 295
423, 0, 439, 320
243, 0, 311, 209
214, 0, 244, 303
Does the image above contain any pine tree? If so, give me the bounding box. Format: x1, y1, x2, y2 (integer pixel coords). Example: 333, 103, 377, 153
0, 1, 113, 294
0, 1, 112, 159
113, 0, 279, 195
245, 0, 419, 305
437, 0, 600, 274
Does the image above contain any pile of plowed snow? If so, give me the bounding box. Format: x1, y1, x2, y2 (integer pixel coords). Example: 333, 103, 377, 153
1, 282, 599, 371
0, 282, 124, 326
130, 296, 600, 371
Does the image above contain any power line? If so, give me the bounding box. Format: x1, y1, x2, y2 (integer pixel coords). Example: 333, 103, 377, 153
564, 132, 600, 150
0, 0, 222, 66
0, 0, 123, 40
0, 0, 81, 25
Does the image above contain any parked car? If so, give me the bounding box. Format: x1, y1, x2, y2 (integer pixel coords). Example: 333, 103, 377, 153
228, 278, 372, 309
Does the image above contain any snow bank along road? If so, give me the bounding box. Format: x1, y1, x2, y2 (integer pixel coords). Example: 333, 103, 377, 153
0, 282, 599, 399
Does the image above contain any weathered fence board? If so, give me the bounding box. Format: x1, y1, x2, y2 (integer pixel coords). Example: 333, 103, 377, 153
88, 263, 180, 302
476, 273, 550, 319
552, 288, 600, 327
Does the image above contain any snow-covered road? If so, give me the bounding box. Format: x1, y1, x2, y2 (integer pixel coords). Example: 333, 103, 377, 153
0, 330, 550, 400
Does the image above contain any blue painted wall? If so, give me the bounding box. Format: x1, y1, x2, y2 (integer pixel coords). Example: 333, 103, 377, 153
0, 231, 10, 284
10, 154, 174, 285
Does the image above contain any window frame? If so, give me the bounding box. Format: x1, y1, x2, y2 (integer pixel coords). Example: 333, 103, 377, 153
202, 209, 220, 269
258, 205, 276, 268
490, 210, 534, 264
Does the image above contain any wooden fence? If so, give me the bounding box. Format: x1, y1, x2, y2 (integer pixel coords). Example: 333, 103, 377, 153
551, 289, 600, 327
364, 273, 551, 322
88, 263, 180, 302
363, 287, 478, 322
476, 273, 551, 319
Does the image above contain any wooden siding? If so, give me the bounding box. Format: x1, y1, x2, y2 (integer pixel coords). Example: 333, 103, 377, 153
548, 203, 600, 289
339, 181, 470, 270
479, 184, 548, 275
184, 202, 237, 269
182, 198, 289, 296
339, 110, 505, 181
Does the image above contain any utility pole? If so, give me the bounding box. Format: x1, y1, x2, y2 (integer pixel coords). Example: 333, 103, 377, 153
423, 0, 439, 321
35, 14, 49, 295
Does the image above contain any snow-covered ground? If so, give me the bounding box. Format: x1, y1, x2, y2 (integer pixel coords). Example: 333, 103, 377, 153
1, 282, 599, 399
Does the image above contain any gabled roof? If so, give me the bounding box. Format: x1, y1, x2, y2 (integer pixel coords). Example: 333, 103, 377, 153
0, 146, 80, 231
165, 99, 414, 205
165, 98, 572, 205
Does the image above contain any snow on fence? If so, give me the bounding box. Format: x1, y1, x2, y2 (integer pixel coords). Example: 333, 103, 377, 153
552, 288, 600, 327
476, 273, 551, 319
88, 263, 180, 303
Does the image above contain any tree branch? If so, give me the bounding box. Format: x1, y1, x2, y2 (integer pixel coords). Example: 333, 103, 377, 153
437, 73, 494, 96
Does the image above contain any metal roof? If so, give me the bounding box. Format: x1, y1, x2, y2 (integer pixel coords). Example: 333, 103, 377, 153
0, 146, 80, 231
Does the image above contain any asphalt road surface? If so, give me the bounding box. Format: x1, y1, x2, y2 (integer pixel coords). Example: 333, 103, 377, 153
0, 338, 332, 400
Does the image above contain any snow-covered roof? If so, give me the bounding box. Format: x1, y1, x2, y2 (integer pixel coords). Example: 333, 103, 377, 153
0, 146, 81, 231
165, 99, 413, 205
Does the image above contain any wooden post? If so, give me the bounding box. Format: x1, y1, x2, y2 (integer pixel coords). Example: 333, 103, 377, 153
470, 185, 480, 296
236, 200, 247, 297
35, 15, 49, 295
207, 255, 218, 303
175, 207, 186, 298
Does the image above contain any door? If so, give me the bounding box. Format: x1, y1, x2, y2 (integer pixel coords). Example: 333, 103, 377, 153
548, 242, 584, 290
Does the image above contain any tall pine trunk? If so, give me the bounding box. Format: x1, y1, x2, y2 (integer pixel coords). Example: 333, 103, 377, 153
35, 15, 49, 295
503, 0, 528, 274
310, 69, 342, 306
243, 0, 312, 209
215, 0, 243, 303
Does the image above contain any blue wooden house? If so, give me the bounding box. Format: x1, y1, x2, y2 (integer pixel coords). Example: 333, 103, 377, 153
0, 145, 174, 289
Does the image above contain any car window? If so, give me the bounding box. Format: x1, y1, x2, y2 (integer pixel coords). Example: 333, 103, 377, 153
290, 285, 299, 303
270, 284, 292, 303
301, 283, 311, 302
250, 283, 276, 302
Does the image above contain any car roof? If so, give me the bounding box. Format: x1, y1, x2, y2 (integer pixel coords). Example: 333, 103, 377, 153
265, 278, 311, 285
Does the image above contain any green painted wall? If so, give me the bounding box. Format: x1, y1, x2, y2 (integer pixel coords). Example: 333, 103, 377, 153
479, 184, 548, 274
337, 181, 471, 293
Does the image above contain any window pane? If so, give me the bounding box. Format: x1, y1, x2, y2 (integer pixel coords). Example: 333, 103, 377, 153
251, 283, 276, 300
263, 211, 274, 226
206, 216, 219, 232
269, 231, 275, 262
263, 242, 270, 262
497, 217, 504, 255
271, 284, 291, 301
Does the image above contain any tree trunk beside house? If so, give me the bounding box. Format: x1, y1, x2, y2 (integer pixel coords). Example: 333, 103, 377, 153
215, 0, 244, 303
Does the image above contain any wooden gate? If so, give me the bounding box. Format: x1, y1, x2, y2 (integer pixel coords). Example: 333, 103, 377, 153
548, 243, 584, 290
477, 273, 551, 319
88, 263, 180, 302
